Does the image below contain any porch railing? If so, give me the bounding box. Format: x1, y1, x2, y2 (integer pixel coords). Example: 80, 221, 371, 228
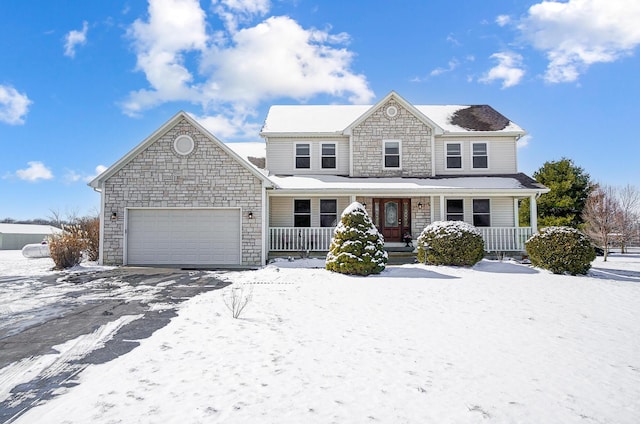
268, 226, 534, 252
269, 227, 335, 252
479, 227, 533, 252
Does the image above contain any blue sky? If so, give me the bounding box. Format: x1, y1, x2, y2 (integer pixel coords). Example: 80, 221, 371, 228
2, 0, 639, 220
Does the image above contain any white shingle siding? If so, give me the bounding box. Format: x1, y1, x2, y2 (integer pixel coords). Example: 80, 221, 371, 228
434, 137, 517, 175
269, 196, 351, 227
266, 138, 349, 175
102, 119, 263, 266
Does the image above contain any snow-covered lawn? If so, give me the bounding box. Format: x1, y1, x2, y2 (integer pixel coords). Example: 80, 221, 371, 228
7, 254, 640, 423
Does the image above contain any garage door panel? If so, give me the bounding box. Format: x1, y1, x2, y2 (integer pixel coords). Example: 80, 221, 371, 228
127, 209, 241, 266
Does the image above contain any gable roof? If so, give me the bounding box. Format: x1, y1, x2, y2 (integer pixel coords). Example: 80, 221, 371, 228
260, 91, 524, 136
88, 111, 272, 190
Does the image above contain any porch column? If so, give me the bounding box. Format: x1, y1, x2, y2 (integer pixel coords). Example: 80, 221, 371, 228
439, 195, 445, 222
529, 194, 538, 233
514, 198, 519, 228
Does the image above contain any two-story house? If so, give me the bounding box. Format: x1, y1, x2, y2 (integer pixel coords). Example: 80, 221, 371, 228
89, 91, 547, 267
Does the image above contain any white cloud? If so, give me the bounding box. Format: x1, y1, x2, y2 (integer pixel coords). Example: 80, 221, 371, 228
519, 0, 640, 83
480, 51, 525, 88
0, 85, 32, 125
496, 15, 511, 27
193, 112, 261, 140
517, 134, 532, 149
64, 21, 89, 58
122, 0, 373, 127
430, 59, 459, 76
65, 165, 108, 183
16, 162, 54, 182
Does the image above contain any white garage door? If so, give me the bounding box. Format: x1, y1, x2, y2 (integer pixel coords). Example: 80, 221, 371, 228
127, 209, 241, 266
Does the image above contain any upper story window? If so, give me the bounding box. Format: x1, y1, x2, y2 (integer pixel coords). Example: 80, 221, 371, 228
320, 199, 337, 227
472, 143, 488, 169
294, 199, 311, 227
384, 140, 401, 169
446, 143, 462, 169
321, 143, 336, 169
446, 199, 464, 221
295, 143, 310, 169
473, 199, 491, 226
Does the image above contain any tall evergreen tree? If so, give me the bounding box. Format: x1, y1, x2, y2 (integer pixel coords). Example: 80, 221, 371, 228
519, 158, 593, 228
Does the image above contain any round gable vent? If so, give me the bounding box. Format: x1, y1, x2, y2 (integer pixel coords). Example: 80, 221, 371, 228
174, 135, 195, 156
385, 105, 398, 118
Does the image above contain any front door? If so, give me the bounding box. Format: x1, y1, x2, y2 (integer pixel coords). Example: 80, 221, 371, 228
377, 198, 411, 242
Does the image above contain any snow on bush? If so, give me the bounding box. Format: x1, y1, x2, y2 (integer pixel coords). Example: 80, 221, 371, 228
525, 226, 596, 275
326, 202, 388, 275
416, 220, 485, 266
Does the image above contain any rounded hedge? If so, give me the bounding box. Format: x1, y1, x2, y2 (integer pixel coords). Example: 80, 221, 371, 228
326, 202, 388, 276
416, 221, 485, 266
525, 226, 596, 275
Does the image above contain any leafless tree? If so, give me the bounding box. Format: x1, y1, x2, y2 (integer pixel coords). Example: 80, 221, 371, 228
615, 184, 640, 253
582, 184, 618, 261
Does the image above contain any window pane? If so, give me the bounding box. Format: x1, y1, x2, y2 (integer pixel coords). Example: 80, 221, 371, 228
473, 214, 490, 227
322, 144, 335, 155
320, 215, 336, 227
321, 156, 336, 168
320, 199, 337, 213
473, 143, 487, 155
473, 156, 488, 168
294, 199, 311, 213
473, 199, 490, 213
296, 144, 310, 155
385, 142, 399, 154
447, 143, 461, 155
385, 155, 400, 168
294, 215, 311, 227
447, 199, 464, 214
296, 157, 310, 168
447, 157, 462, 168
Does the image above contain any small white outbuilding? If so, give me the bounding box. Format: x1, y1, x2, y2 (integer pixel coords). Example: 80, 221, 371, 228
0, 223, 62, 250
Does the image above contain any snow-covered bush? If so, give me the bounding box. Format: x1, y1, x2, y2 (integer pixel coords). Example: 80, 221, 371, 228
48, 225, 87, 269
525, 226, 596, 275
416, 221, 485, 266
326, 202, 388, 275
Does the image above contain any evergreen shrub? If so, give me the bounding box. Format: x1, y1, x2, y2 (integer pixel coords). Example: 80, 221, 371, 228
326, 202, 388, 275
525, 226, 596, 275
416, 221, 485, 266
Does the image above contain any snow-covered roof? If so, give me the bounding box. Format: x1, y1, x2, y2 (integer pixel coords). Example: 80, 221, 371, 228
0, 223, 62, 235
267, 174, 547, 194
261, 104, 524, 135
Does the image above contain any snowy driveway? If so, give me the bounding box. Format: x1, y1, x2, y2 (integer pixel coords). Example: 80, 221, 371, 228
0, 253, 228, 423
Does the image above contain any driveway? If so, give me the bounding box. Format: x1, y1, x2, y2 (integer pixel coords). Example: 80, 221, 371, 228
0, 266, 228, 423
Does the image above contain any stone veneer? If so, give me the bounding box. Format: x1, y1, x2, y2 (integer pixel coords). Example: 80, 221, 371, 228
351, 101, 432, 177
102, 118, 263, 266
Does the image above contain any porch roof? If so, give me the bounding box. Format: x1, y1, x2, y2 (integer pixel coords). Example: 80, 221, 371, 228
267, 173, 548, 196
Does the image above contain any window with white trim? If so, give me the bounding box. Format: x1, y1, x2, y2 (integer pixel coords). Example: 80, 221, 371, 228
320, 199, 337, 227
295, 143, 310, 169
321, 143, 336, 169
473, 199, 491, 227
446, 143, 462, 169
472, 142, 488, 169
294, 199, 311, 227
446, 199, 464, 221
384, 140, 401, 168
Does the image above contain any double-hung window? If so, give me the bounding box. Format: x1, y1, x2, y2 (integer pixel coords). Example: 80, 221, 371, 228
320, 199, 337, 227
472, 143, 488, 169
321, 143, 336, 169
384, 140, 401, 168
446, 143, 462, 169
295, 143, 310, 169
294, 199, 311, 227
446, 199, 464, 221
473, 199, 491, 227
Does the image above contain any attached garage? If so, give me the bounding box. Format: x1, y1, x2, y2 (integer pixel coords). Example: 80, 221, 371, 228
126, 208, 241, 266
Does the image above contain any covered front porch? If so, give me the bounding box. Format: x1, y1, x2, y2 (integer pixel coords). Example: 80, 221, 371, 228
268, 225, 535, 254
